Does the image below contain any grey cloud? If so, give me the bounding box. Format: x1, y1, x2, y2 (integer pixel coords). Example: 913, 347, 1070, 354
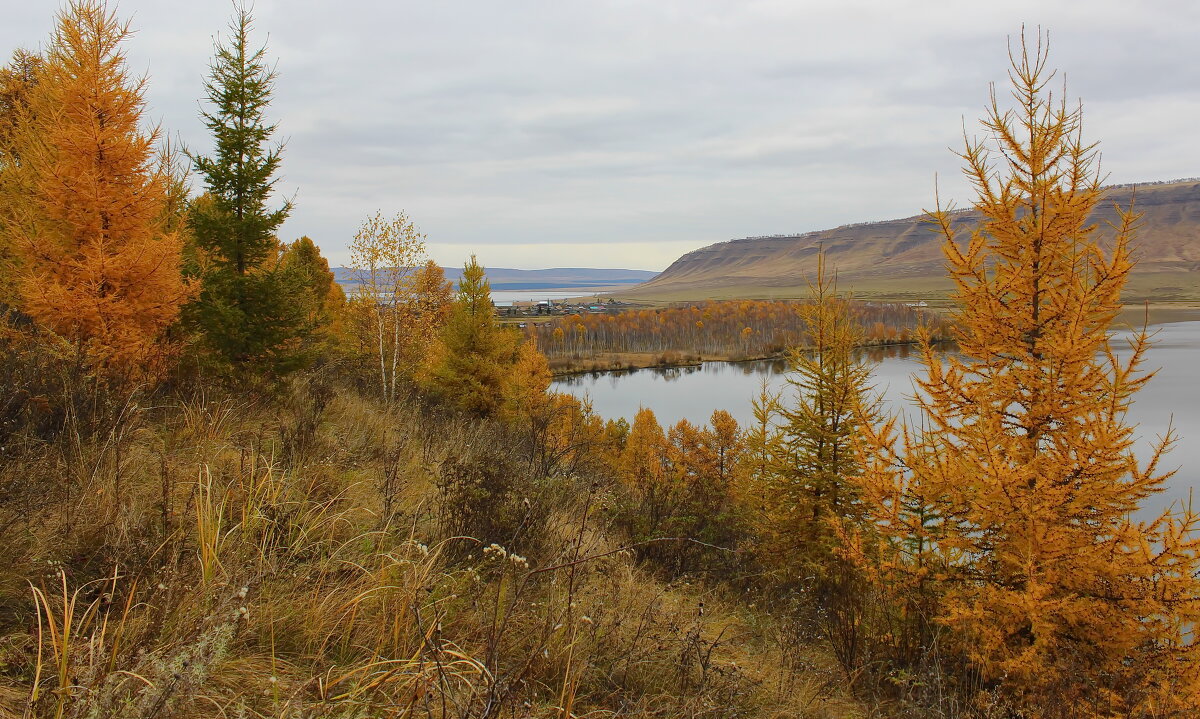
2, 1, 1198, 270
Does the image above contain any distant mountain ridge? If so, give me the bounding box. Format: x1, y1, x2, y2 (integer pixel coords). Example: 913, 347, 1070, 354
334, 266, 658, 291
625, 179, 1200, 302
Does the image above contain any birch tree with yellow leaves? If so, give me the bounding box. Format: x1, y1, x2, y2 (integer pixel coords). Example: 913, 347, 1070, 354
348, 210, 430, 404
858, 33, 1200, 716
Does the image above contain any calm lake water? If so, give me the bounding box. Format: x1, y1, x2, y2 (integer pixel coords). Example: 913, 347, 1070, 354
492, 289, 613, 306
553, 313, 1200, 515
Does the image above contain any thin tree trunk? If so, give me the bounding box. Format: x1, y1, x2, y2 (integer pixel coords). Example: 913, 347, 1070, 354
390, 293, 401, 404
376, 294, 387, 403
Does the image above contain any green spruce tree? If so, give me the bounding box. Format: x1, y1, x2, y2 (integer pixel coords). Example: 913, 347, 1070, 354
185, 6, 304, 376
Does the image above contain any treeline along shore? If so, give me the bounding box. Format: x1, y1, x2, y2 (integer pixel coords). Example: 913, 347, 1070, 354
527, 298, 953, 374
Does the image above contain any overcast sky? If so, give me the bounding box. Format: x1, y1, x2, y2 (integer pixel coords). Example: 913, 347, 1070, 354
4, 1, 1199, 271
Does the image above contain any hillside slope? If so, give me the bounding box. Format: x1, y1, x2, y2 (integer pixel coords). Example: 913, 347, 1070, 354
625, 180, 1200, 302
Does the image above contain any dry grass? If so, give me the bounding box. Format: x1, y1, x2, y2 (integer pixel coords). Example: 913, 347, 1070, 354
0, 371, 861, 719
616, 273, 1200, 306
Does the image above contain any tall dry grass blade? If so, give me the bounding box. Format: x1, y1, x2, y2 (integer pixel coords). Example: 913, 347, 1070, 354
29, 572, 86, 719
196, 465, 226, 584
25, 581, 45, 717
105, 574, 137, 675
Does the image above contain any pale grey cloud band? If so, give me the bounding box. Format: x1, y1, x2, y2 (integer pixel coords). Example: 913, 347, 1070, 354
4, 1, 1197, 270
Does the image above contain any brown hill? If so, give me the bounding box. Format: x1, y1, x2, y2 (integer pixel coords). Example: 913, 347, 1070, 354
625, 180, 1200, 303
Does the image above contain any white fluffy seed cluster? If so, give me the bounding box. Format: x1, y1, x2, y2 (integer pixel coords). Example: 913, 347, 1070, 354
482, 543, 528, 568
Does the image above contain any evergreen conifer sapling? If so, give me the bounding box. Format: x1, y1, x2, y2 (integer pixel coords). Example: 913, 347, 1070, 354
185, 5, 304, 376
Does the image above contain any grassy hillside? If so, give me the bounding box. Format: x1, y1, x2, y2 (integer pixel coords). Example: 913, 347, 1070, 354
623, 180, 1200, 303
0, 361, 868, 718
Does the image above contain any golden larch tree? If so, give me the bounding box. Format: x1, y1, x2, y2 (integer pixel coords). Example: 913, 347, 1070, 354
427, 256, 516, 416
859, 33, 1200, 715
501, 334, 552, 422
408, 260, 454, 373
281, 235, 347, 356
708, 409, 745, 492
756, 251, 877, 588
0, 50, 42, 305
7, 2, 189, 380
618, 407, 672, 539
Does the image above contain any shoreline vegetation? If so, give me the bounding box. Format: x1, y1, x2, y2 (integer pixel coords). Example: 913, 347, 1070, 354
547, 335, 952, 376
530, 297, 951, 376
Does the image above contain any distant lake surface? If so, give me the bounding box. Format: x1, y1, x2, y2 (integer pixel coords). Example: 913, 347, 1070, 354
553, 312, 1200, 516
492, 289, 613, 306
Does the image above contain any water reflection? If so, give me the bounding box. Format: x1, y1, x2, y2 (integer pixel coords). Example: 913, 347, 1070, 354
556, 342, 927, 389
553, 345, 944, 428
863, 342, 914, 362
